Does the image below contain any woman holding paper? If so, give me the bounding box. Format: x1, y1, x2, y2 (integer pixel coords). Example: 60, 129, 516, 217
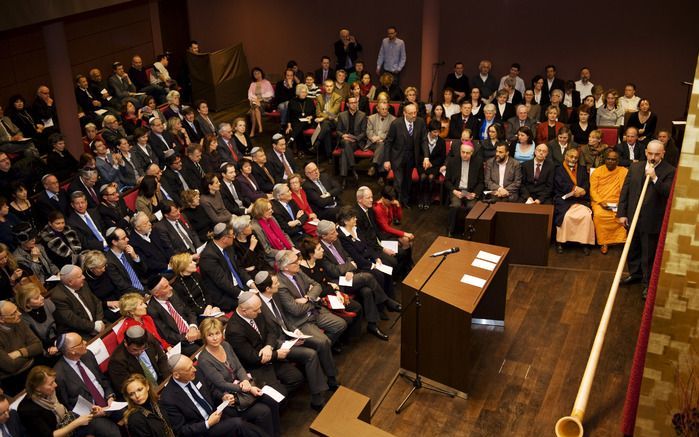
196, 318, 281, 436
18, 365, 94, 437
122, 374, 175, 437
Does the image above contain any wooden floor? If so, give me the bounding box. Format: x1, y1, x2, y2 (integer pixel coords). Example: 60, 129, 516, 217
207, 125, 643, 436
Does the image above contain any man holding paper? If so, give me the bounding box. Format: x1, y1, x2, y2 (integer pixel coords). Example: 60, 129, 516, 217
54, 332, 121, 437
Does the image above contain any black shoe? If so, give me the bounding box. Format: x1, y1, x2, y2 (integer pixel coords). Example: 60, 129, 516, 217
641, 287, 648, 300
327, 379, 339, 391
311, 401, 326, 412
621, 275, 641, 285
331, 344, 343, 354
556, 244, 563, 254
424, 203, 430, 210
583, 246, 591, 256
368, 325, 389, 341
386, 300, 402, 312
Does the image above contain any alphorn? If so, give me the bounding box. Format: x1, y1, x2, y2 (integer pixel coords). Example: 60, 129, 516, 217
555, 172, 653, 437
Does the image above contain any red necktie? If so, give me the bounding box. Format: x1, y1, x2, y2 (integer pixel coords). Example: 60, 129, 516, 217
166, 301, 188, 334
226, 141, 239, 161
534, 163, 541, 181
76, 361, 107, 406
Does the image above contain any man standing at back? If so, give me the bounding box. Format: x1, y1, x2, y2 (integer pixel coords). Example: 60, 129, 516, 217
376, 26, 406, 86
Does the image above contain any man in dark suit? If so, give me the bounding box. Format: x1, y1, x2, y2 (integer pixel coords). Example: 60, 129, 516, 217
543, 65, 565, 100
302, 162, 342, 220
105, 227, 147, 294
444, 142, 485, 236
271, 183, 308, 245
161, 153, 189, 205
484, 144, 522, 202
182, 143, 206, 191
199, 223, 256, 311
147, 117, 177, 164
506, 105, 538, 142
314, 56, 335, 85
520, 144, 555, 205
55, 332, 121, 437
129, 211, 171, 275
97, 183, 130, 231
67, 168, 101, 209
448, 101, 481, 140
336, 96, 367, 184
250, 147, 276, 194
147, 274, 202, 356
0, 391, 25, 437
50, 265, 105, 338
615, 126, 645, 167
254, 271, 338, 404
154, 201, 201, 255
383, 102, 430, 206
160, 354, 269, 437
66, 191, 108, 251
74, 74, 109, 124
225, 291, 304, 398
275, 250, 347, 346
316, 220, 398, 339
617, 140, 675, 297
182, 107, 203, 144
219, 162, 248, 215
108, 325, 170, 391
35, 174, 70, 224
266, 134, 297, 183
216, 122, 241, 164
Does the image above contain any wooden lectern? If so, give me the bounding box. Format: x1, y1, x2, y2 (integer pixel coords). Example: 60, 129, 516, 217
400, 237, 509, 395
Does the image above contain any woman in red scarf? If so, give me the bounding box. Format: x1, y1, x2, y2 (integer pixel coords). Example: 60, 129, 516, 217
116, 292, 170, 351
288, 173, 318, 237
249, 197, 293, 265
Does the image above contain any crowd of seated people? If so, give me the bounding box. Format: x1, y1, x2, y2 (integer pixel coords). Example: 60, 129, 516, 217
0, 26, 682, 435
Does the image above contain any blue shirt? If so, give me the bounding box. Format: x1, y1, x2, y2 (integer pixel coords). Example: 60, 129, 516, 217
377, 38, 406, 73
514, 143, 535, 163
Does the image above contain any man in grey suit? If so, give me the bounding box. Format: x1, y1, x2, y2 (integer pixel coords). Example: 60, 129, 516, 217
54, 332, 121, 437
366, 101, 395, 178
505, 105, 537, 142
50, 265, 105, 338
336, 96, 367, 185
274, 250, 347, 351
383, 103, 430, 206
484, 144, 522, 202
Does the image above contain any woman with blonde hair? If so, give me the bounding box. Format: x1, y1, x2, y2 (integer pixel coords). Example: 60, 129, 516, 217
170, 252, 220, 315
18, 365, 93, 436
596, 89, 624, 127
122, 373, 175, 437
16, 282, 58, 355
116, 293, 170, 351
250, 197, 293, 265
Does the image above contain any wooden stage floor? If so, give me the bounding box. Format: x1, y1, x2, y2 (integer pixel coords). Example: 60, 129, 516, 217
280, 184, 643, 437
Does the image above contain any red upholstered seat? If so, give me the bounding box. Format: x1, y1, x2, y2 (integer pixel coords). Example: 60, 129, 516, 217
599, 126, 619, 146
123, 188, 138, 212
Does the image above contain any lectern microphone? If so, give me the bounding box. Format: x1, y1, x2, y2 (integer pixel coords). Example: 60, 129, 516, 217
429, 247, 460, 257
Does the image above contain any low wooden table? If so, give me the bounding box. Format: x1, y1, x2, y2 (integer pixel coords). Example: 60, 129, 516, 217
310, 386, 394, 436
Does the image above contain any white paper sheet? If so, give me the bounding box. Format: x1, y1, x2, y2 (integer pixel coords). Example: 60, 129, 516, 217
374, 263, 393, 275
166, 342, 181, 359
280, 339, 298, 350
307, 219, 319, 226
460, 274, 486, 288
216, 400, 230, 414
46, 274, 60, 282
196, 243, 206, 255
472, 258, 496, 271
104, 401, 128, 411
112, 319, 125, 334
154, 210, 163, 221
338, 276, 352, 287
476, 250, 501, 264
327, 294, 345, 309
10, 393, 25, 410
73, 395, 94, 416
261, 385, 285, 403
281, 328, 312, 339
87, 338, 110, 364
380, 240, 399, 253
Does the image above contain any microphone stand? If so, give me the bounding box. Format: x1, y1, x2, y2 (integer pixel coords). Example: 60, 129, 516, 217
391, 252, 456, 414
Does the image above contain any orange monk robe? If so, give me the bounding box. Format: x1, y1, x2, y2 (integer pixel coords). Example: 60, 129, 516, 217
590, 165, 628, 245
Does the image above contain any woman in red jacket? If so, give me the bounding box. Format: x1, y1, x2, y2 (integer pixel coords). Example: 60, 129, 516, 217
372, 185, 414, 251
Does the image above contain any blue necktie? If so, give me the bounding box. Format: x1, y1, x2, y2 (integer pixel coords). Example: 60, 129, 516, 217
83, 214, 106, 247
221, 249, 246, 289
284, 202, 294, 219
120, 253, 144, 291
187, 382, 213, 416
408, 122, 413, 136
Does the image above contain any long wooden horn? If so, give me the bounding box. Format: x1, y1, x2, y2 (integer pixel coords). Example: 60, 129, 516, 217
555, 172, 652, 437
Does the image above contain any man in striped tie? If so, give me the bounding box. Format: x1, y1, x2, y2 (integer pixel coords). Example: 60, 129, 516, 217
147, 274, 202, 356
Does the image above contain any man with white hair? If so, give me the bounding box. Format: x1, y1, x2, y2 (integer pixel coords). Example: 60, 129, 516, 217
275, 250, 347, 352
0, 300, 43, 384
217, 122, 241, 164
50, 264, 105, 338
506, 105, 537, 142
129, 211, 171, 275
